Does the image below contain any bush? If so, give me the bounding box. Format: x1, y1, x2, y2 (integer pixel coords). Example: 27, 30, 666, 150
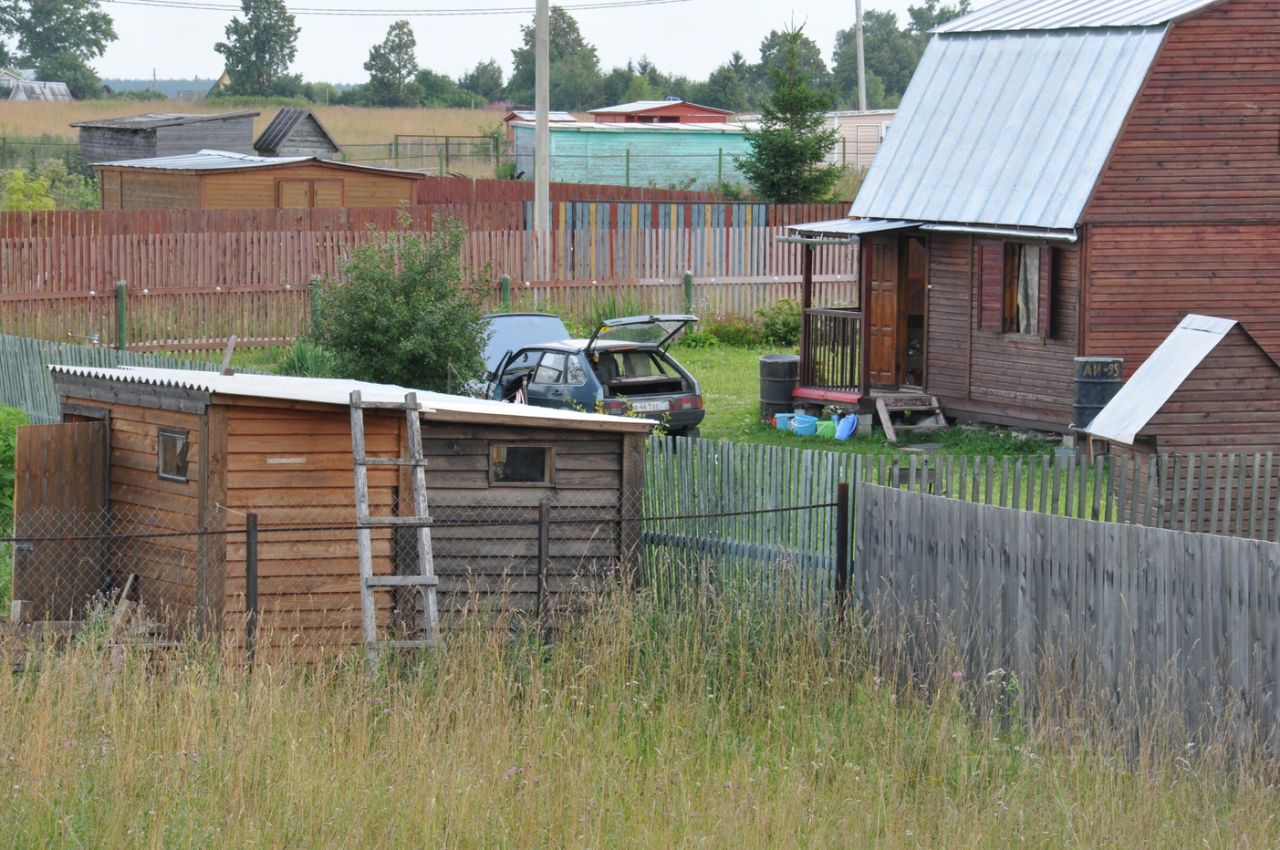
759, 298, 802, 346
705, 317, 766, 347
276, 340, 339, 378
677, 329, 720, 350
311, 219, 489, 391
0, 406, 26, 537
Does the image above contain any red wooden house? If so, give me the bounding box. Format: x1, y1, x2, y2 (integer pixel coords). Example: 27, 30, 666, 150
790, 0, 1280, 432
589, 100, 733, 124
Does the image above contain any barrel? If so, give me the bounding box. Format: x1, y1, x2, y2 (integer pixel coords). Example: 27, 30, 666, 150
1073, 356, 1124, 429
760, 354, 800, 423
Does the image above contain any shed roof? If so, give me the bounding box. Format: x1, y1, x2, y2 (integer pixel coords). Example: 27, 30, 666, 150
935, 0, 1223, 32
510, 120, 744, 134
590, 100, 733, 116
94, 149, 424, 179
848, 25, 1167, 230
254, 107, 339, 154
505, 109, 576, 123
71, 111, 260, 130
1082, 315, 1262, 445
49, 366, 653, 433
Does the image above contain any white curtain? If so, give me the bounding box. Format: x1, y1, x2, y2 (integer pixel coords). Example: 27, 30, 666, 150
1017, 245, 1040, 335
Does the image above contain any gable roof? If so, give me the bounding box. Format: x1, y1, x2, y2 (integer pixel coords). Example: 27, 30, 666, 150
504, 109, 576, 123
71, 111, 259, 130
590, 100, 733, 116
850, 25, 1167, 231
936, 0, 1223, 32
93, 148, 424, 179
1082, 315, 1274, 445
254, 107, 339, 154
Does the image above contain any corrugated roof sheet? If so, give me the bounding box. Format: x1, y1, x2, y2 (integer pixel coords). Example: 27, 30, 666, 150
254, 107, 339, 154
70, 110, 259, 129
936, 0, 1221, 32
1082, 315, 1239, 444
850, 26, 1166, 230
506, 110, 576, 122
590, 100, 732, 115
787, 218, 921, 236
509, 121, 744, 134
95, 149, 424, 178
50, 366, 653, 432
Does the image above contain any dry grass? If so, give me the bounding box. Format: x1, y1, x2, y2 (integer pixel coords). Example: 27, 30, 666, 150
2, 591, 1278, 847
0, 100, 505, 145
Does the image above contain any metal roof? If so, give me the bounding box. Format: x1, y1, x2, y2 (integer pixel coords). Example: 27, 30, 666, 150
787, 218, 921, 236
506, 110, 576, 122
50, 366, 653, 432
254, 107, 339, 154
95, 148, 424, 178
70, 110, 260, 130
850, 26, 1166, 230
509, 120, 744, 134
590, 100, 733, 115
936, 0, 1222, 32
1082, 315, 1241, 445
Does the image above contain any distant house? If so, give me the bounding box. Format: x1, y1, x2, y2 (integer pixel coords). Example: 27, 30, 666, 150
788, 0, 1280, 433
739, 108, 895, 171
94, 149, 423, 210
254, 108, 340, 159
72, 111, 260, 164
0, 68, 72, 102
510, 120, 747, 189
501, 108, 576, 142
589, 100, 733, 125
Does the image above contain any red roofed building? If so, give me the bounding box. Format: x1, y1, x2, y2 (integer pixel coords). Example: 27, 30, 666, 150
589, 99, 734, 124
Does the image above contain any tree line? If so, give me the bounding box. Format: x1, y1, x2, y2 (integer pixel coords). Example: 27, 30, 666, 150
0, 0, 968, 110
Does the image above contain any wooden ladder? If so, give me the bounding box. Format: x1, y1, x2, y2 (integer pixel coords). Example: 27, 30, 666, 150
876, 395, 947, 443
349, 390, 440, 663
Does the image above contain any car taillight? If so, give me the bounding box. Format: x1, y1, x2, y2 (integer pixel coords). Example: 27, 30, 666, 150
692, 395, 703, 409
668, 395, 702, 412
601, 399, 627, 414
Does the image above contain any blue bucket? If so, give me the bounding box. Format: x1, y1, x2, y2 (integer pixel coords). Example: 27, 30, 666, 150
791, 414, 818, 436
775, 412, 794, 431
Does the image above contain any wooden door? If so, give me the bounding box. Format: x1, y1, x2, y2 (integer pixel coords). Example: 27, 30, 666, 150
277, 179, 311, 208
12, 422, 107, 620
312, 179, 344, 207
867, 236, 901, 387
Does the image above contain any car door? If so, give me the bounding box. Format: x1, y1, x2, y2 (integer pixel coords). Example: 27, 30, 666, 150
527, 351, 571, 408
493, 349, 540, 401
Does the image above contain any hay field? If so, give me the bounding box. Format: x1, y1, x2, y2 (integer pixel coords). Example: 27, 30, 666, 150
0, 100, 505, 145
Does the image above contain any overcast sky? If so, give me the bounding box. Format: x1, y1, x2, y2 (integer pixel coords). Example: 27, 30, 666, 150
93, 0, 970, 84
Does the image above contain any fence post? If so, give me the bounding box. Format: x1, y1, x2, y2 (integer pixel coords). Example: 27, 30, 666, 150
835, 482, 851, 612
717, 148, 724, 184
114, 281, 127, 350
683, 271, 694, 314
393, 135, 400, 168
500, 274, 512, 311
309, 275, 322, 332
536, 500, 550, 624
245, 512, 259, 665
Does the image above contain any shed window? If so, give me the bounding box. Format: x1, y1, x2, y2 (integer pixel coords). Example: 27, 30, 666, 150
157, 428, 190, 482
979, 240, 1054, 338
490, 444, 553, 485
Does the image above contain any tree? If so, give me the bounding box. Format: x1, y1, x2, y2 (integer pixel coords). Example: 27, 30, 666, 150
507, 7, 603, 110
857, 11, 918, 104
757, 28, 832, 106
831, 27, 890, 109
363, 20, 420, 107
697, 62, 750, 112
906, 0, 971, 48
0, 170, 56, 212
0, 0, 116, 98
414, 69, 481, 108
311, 220, 490, 392
459, 59, 504, 103
36, 51, 102, 99
213, 0, 300, 97
736, 27, 842, 204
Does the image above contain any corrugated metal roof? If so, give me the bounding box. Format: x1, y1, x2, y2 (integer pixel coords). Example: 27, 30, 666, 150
787, 218, 921, 236
70, 110, 260, 129
509, 121, 744, 134
1082, 315, 1238, 445
95, 149, 425, 178
936, 0, 1222, 32
50, 366, 653, 432
590, 100, 732, 115
850, 26, 1166, 230
254, 107, 339, 154
506, 110, 576, 122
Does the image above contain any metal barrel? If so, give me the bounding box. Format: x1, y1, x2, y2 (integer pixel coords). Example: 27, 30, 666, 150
760, 354, 800, 423
1074, 356, 1123, 428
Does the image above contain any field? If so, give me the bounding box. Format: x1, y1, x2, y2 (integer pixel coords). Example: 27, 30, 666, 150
0, 100, 507, 146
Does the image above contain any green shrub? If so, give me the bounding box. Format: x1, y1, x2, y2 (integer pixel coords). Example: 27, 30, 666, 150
758, 298, 802, 346
276, 340, 339, 378
705, 317, 766, 347
0, 406, 26, 537
677, 329, 720, 350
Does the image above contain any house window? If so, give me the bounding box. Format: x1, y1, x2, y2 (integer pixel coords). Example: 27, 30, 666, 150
979, 240, 1054, 339
490, 444, 553, 485
1003, 243, 1041, 335
157, 428, 190, 482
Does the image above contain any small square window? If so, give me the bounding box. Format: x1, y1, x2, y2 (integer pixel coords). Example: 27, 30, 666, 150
490, 444, 552, 485
158, 428, 190, 482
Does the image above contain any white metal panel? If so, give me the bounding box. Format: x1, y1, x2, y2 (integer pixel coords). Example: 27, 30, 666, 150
786, 218, 922, 236
937, 0, 1221, 32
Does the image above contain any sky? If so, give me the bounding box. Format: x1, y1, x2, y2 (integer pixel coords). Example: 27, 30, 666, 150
91, 0, 964, 84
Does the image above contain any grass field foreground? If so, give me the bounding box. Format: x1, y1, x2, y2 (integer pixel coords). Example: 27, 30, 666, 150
1, 594, 1276, 847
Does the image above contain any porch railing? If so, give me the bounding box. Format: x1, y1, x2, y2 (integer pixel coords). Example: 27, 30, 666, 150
799, 307, 863, 396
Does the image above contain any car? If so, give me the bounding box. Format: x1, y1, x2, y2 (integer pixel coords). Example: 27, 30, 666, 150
483, 312, 705, 436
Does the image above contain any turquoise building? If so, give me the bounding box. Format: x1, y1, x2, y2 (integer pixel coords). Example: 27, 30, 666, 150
511, 121, 749, 189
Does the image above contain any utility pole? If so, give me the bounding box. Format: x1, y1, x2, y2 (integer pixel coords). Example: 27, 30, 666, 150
534, 0, 551, 281
855, 0, 867, 112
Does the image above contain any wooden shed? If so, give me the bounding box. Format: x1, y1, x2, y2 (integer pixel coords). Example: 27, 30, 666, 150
253, 107, 340, 158
94, 149, 424, 210
789, 0, 1280, 433
72, 111, 259, 164
589, 100, 733, 124
10, 367, 651, 658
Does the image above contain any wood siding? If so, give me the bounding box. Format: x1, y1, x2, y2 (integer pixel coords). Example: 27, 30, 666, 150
1085, 0, 1280, 223
78, 127, 157, 165
105, 169, 200, 209
154, 118, 255, 157
268, 115, 339, 158
198, 163, 414, 209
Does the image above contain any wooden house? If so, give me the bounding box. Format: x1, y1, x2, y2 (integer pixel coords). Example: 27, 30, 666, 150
589, 100, 733, 124
789, 0, 1280, 433
94, 149, 424, 209
12, 367, 651, 658
253, 107, 341, 159
72, 111, 259, 164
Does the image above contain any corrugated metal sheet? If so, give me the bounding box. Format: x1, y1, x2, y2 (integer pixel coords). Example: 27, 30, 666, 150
96, 149, 423, 179
1083, 315, 1237, 445
850, 26, 1166, 230
590, 100, 732, 116
937, 0, 1221, 32
70, 111, 260, 129
787, 218, 921, 236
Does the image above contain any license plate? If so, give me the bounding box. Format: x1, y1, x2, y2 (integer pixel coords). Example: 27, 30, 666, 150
630, 399, 670, 413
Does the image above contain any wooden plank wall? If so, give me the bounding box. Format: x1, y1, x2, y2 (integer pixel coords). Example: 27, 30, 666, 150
855, 483, 1280, 751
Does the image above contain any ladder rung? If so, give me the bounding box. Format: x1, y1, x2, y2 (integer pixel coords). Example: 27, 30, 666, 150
352, 400, 417, 411
379, 639, 435, 650
358, 516, 432, 528
356, 457, 429, 467
365, 574, 440, 588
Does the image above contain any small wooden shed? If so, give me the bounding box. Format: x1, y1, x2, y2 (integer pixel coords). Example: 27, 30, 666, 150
253, 107, 340, 159
13, 367, 651, 658
72, 111, 259, 164
95, 149, 424, 209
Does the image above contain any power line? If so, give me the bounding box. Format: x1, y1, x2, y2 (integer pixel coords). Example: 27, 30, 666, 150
103, 0, 691, 16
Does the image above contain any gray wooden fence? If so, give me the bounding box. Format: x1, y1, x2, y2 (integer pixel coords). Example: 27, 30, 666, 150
856, 483, 1280, 750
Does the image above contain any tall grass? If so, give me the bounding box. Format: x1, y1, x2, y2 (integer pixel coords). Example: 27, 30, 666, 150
1, 590, 1277, 846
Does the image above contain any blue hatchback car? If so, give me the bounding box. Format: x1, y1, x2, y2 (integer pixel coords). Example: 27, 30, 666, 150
483, 313, 705, 436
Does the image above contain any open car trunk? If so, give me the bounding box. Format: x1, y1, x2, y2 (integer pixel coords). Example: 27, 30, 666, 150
593, 348, 691, 400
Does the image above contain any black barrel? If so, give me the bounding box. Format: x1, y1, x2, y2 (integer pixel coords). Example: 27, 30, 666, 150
1073, 356, 1123, 428
760, 354, 800, 423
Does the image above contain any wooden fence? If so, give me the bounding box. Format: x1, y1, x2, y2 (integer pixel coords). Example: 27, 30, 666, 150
856, 483, 1280, 750
411, 174, 734, 205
